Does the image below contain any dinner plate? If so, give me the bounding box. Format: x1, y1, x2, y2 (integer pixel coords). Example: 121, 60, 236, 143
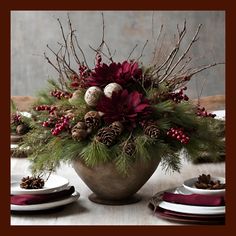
158, 186, 225, 215
155, 206, 225, 225
11, 174, 69, 195
11, 191, 80, 211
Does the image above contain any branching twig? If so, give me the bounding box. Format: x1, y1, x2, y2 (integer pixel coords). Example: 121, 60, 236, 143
136, 40, 148, 61
160, 23, 202, 82
154, 20, 186, 77
127, 44, 138, 60
152, 24, 163, 63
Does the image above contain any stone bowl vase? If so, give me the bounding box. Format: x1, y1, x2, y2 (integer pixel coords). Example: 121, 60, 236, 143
73, 157, 160, 205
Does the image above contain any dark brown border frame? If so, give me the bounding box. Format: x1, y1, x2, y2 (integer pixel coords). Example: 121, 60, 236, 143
1, 0, 235, 235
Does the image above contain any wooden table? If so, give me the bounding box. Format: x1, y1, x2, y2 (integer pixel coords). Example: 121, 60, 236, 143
11, 156, 225, 225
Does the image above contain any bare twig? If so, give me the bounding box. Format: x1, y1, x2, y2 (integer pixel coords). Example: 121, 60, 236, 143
96, 12, 105, 52
127, 44, 138, 60
188, 62, 224, 77
136, 40, 148, 61
89, 44, 113, 62
152, 21, 186, 78
67, 14, 81, 66
152, 24, 163, 63
57, 18, 70, 66
160, 23, 202, 82
44, 52, 60, 73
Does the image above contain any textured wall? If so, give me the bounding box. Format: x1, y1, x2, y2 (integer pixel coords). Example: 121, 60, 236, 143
11, 11, 225, 98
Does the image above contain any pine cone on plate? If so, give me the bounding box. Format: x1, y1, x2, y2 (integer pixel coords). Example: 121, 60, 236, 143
20, 176, 45, 189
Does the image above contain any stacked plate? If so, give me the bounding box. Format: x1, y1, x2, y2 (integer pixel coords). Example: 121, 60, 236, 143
11, 174, 80, 211
149, 183, 225, 224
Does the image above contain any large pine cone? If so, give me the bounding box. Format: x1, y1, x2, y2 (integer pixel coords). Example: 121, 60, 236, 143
144, 123, 160, 139
96, 127, 116, 147
84, 111, 101, 130
109, 121, 123, 136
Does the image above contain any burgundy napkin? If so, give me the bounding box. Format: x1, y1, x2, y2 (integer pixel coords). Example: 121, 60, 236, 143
163, 192, 225, 206
11, 186, 75, 205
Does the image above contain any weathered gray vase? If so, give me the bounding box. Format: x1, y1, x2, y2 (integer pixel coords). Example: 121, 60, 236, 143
73, 157, 160, 205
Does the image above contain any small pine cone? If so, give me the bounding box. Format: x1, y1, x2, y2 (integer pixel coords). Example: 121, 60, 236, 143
109, 121, 123, 136
144, 124, 160, 139
84, 111, 101, 130
123, 141, 136, 156
16, 123, 29, 135
96, 127, 116, 147
71, 122, 88, 141
20, 176, 45, 189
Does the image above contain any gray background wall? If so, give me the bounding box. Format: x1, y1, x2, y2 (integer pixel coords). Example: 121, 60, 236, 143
11, 11, 225, 98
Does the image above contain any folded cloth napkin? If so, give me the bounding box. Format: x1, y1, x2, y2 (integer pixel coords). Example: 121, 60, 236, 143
11, 186, 75, 205
162, 192, 225, 206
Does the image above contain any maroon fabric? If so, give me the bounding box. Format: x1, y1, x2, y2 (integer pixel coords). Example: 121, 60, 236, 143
11, 186, 75, 205
163, 192, 225, 206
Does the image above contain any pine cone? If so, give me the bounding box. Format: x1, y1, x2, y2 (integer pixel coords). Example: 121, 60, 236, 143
109, 121, 123, 136
123, 141, 136, 156
96, 127, 116, 147
20, 176, 45, 189
71, 122, 88, 141
16, 123, 30, 135
84, 111, 101, 130
144, 123, 160, 139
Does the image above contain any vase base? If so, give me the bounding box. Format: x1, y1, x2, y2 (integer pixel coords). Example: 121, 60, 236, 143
88, 193, 141, 205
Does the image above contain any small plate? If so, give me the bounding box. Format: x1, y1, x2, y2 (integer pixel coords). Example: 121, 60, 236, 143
212, 110, 225, 120
11, 174, 69, 195
158, 186, 225, 215
183, 177, 225, 195
11, 191, 80, 211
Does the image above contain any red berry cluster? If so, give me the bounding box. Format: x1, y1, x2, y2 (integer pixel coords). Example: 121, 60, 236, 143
11, 113, 22, 125
79, 64, 88, 76
70, 74, 80, 88
42, 117, 56, 128
167, 127, 190, 144
95, 54, 102, 68
51, 116, 70, 136
34, 105, 56, 114
196, 106, 216, 118
50, 89, 72, 99
168, 87, 189, 103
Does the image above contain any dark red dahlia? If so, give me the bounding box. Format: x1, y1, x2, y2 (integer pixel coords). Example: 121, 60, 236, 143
85, 61, 142, 88
96, 89, 151, 128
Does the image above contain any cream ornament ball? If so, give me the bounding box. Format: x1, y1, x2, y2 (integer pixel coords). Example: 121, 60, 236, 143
84, 86, 103, 107
104, 83, 123, 98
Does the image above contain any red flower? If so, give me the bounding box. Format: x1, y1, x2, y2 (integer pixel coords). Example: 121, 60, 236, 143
96, 89, 151, 128
85, 61, 142, 88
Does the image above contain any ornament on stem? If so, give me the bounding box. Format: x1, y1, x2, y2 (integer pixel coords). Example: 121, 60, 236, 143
69, 89, 84, 105
84, 86, 103, 107
104, 83, 123, 98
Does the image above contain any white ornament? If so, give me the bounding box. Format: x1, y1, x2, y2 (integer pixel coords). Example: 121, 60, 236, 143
104, 83, 123, 98
84, 86, 103, 107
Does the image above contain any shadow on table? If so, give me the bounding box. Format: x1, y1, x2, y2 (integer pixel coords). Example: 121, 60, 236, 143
11, 201, 89, 217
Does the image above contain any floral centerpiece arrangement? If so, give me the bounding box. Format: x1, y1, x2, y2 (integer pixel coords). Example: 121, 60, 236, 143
13, 15, 225, 203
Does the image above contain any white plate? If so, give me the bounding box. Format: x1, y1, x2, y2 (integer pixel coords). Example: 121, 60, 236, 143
212, 110, 225, 120
183, 177, 225, 195
11, 174, 69, 195
158, 186, 225, 215
11, 191, 80, 211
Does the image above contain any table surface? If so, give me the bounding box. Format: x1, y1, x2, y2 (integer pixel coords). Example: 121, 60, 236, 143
11, 156, 225, 225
